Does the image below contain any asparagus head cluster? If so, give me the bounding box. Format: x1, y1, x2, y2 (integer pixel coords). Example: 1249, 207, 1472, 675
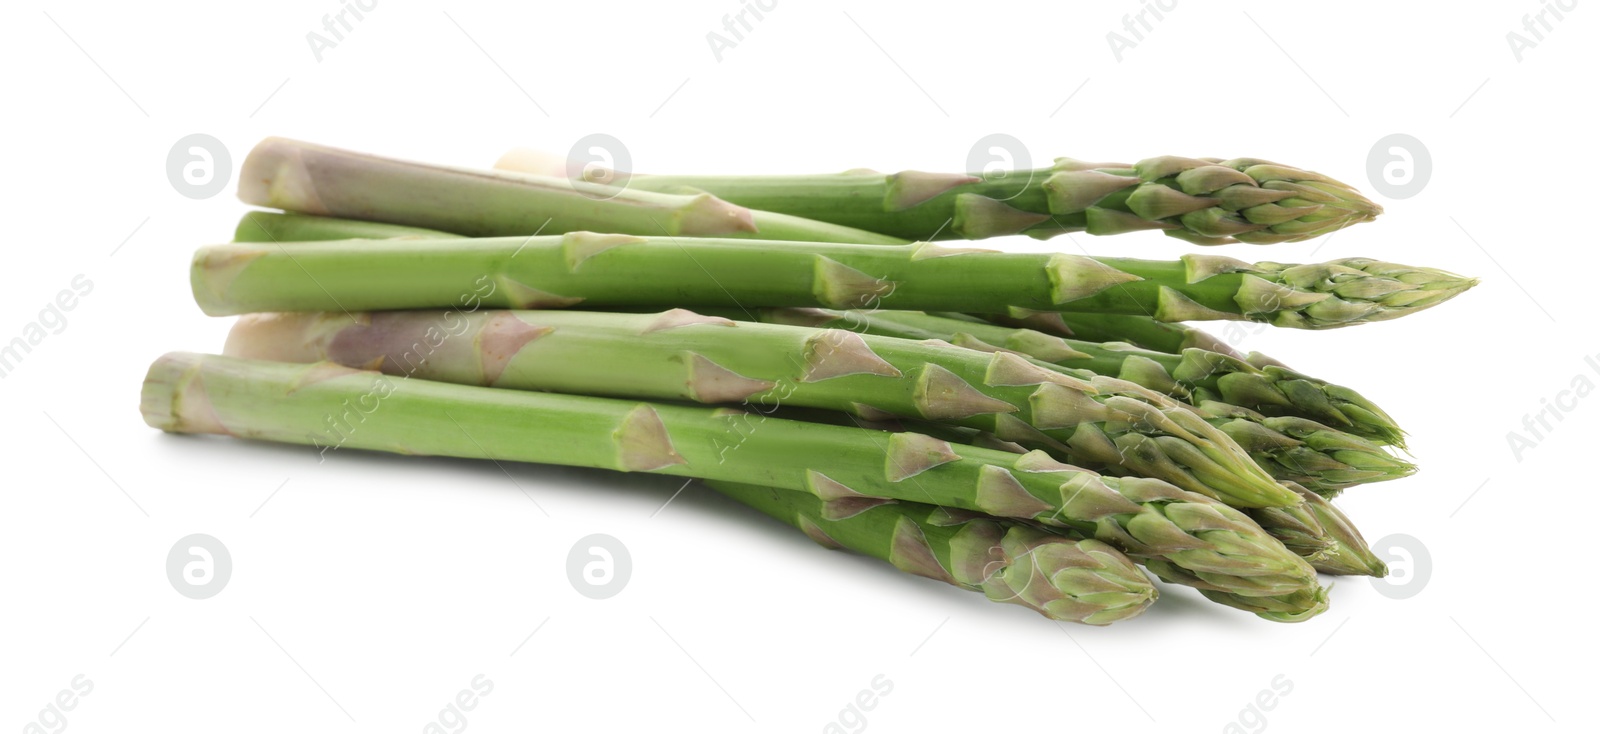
707, 481, 1161, 626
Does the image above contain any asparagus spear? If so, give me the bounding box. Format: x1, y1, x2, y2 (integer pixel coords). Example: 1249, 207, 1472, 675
221, 211, 1459, 349
143, 352, 1322, 607
705, 481, 1158, 625
225, 309, 1297, 508
191, 234, 1476, 330
819, 309, 1407, 448
496, 150, 1382, 245
238, 138, 905, 245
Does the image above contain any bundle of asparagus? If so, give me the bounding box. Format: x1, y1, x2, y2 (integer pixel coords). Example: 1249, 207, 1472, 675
144, 138, 1474, 625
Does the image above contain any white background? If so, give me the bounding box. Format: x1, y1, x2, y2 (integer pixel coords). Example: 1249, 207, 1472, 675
2, 1, 1593, 732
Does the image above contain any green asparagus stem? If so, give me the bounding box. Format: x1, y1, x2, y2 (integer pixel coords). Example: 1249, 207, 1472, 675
235, 211, 451, 243
705, 481, 1158, 625
225, 309, 1297, 508
239, 138, 905, 245
143, 352, 1322, 606
496, 150, 1382, 245
191, 234, 1476, 330
829, 310, 1407, 448
980, 310, 1244, 356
